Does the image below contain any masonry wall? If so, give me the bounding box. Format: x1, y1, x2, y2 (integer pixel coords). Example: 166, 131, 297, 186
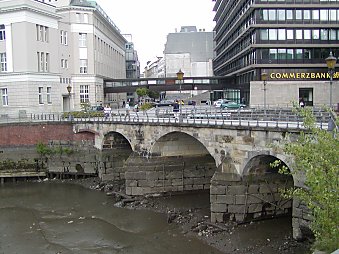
125, 155, 216, 196
0, 123, 94, 147
210, 172, 293, 223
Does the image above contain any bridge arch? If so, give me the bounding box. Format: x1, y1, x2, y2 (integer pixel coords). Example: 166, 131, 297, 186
101, 131, 133, 150
150, 131, 211, 158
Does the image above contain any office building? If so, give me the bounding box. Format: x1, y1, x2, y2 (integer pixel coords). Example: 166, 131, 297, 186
213, 0, 339, 107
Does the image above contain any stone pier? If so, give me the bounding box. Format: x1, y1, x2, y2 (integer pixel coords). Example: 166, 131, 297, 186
125, 155, 217, 196
210, 172, 293, 223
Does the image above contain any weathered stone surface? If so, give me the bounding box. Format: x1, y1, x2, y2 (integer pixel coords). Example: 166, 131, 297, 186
227, 185, 246, 195
228, 205, 245, 214
211, 203, 227, 213
217, 195, 235, 204
210, 186, 227, 195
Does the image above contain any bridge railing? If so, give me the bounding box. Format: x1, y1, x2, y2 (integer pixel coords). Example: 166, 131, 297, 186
17, 106, 335, 131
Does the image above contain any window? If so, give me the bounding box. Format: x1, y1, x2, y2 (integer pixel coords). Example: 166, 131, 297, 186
329, 9, 337, 21
296, 10, 302, 20
287, 49, 294, 59
60, 31, 68, 45
304, 10, 311, 20
0, 53, 7, 72
287, 29, 294, 40
80, 59, 87, 73
79, 33, 87, 47
312, 29, 320, 40
36, 25, 48, 42
40, 52, 44, 71
312, 10, 319, 20
329, 29, 337, 40
1, 88, 8, 106
38, 87, 43, 104
320, 10, 328, 21
320, 29, 328, 40
83, 13, 89, 23
268, 10, 276, 20
304, 30, 311, 40
269, 29, 277, 40
296, 49, 303, 59
286, 10, 293, 20
45, 53, 49, 72
296, 29, 303, 40
269, 49, 277, 59
80, 85, 89, 103
261, 29, 268, 40
0, 25, 5, 41
277, 10, 285, 21
47, 87, 52, 104
278, 29, 286, 40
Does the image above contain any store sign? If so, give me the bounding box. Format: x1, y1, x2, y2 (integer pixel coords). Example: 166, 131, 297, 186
270, 72, 339, 80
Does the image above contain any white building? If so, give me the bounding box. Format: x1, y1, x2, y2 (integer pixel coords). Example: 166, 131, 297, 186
0, 0, 127, 118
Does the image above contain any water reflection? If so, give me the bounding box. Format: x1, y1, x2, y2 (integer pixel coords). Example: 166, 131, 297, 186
0, 182, 222, 254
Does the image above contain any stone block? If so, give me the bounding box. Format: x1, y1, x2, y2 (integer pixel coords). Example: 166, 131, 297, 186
192, 184, 204, 190
248, 184, 259, 194
227, 205, 245, 214
227, 185, 246, 195
248, 204, 263, 213
235, 195, 246, 204
292, 207, 303, 218
146, 171, 161, 180
172, 179, 183, 186
211, 212, 224, 223
131, 187, 145, 196
125, 187, 132, 195
126, 180, 138, 187
210, 186, 227, 195
211, 203, 227, 213
216, 195, 234, 204
193, 178, 209, 185
234, 214, 245, 222
210, 194, 217, 203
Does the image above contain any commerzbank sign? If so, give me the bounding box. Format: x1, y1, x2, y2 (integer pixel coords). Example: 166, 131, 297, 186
270, 72, 339, 80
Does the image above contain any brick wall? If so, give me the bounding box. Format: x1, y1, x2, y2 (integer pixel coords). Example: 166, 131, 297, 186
0, 123, 94, 147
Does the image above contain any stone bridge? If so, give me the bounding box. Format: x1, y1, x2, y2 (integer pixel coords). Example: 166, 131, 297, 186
73, 121, 309, 240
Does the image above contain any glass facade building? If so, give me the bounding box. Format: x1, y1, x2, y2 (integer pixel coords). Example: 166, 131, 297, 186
213, 0, 339, 107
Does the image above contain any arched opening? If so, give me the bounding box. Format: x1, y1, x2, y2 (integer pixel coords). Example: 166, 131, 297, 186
100, 132, 133, 181
242, 155, 294, 221
125, 131, 217, 202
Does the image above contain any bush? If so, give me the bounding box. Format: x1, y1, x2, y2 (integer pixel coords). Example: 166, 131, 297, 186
140, 103, 154, 111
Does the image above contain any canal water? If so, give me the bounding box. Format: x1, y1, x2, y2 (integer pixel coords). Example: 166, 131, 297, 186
0, 182, 222, 254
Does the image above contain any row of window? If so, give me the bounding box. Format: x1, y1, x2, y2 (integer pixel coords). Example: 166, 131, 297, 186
1, 86, 52, 106
260, 9, 339, 22
60, 77, 71, 84
260, 48, 336, 60
260, 28, 339, 41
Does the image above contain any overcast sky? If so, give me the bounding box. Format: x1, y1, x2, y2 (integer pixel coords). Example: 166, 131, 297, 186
95, 0, 216, 68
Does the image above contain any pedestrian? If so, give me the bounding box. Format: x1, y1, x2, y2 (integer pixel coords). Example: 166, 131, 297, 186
299, 98, 305, 108
134, 103, 139, 112
104, 104, 111, 119
173, 100, 180, 119
125, 102, 130, 120
122, 100, 126, 108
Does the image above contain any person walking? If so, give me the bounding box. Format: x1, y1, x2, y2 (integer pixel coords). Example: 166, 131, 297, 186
173, 100, 180, 120
125, 102, 130, 120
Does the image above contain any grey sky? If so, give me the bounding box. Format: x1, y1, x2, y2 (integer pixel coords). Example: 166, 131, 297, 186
95, 0, 215, 68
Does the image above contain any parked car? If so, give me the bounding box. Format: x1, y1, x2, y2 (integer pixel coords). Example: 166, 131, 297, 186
89, 105, 104, 112
155, 100, 174, 107
221, 101, 246, 109
213, 99, 232, 108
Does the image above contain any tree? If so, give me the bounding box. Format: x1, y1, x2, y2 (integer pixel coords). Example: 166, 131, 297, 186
276, 108, 339, 252
148, 90, 160, 100
136, 88, 148, 98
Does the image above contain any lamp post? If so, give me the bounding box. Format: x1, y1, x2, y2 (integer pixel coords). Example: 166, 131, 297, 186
66, 85, 72, 119
176, 69, 184, 123
261, 71, 268, 115
325, 51, 337, 110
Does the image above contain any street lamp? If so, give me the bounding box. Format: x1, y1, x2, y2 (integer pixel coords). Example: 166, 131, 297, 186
176, 69, 184, 94
325, 51, 337, 110
66, 85, 72, 118
261, 71, 268, 114
176, 69, 184, 123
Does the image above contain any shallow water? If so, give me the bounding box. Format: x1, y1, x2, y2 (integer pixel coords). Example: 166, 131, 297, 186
0, 182, 222, 254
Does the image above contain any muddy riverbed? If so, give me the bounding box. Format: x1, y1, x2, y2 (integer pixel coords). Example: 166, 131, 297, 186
60, 177, 312, 254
